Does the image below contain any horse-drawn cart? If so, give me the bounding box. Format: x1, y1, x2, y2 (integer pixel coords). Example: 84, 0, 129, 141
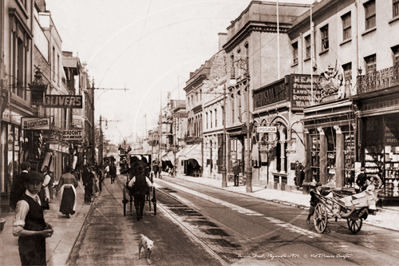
312, 188, 378, 234
121, 153, 156, 217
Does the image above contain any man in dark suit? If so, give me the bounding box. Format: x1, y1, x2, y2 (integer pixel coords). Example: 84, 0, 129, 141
233, 161, 241, 187
10, 161, 31, 211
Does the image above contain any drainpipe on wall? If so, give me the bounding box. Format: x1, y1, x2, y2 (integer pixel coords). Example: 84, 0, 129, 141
310, 4, 315, 106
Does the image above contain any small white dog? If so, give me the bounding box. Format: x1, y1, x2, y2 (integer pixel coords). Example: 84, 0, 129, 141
139, 234, 154, 260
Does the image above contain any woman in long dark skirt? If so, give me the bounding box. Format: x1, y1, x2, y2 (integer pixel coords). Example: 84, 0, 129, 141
57, 166, 78, 218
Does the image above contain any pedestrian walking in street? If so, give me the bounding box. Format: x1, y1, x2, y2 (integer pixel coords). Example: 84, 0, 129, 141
233, 161, 240, 187
294, 160, 304, 189
105, 164, 110, 179
57, 166, 78, 218
91, 166, 99, 194
97, 165, 104, 192
110, 163, 117, 184
13, 171, 54, 266
82, 165, 94, 204
128, 162, 153, 221
152, 161, 159, 178
38, 166, 51, 210
10, 161, 31, 211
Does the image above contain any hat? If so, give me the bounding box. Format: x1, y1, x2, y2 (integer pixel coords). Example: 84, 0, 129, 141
21, 162, 31, 171
137, 164, 145, 174
26, 171, 44, 183
316, 182, 322, 187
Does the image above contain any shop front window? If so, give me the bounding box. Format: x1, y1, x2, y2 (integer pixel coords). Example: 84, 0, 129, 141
363, 116, 384, 192
326, 127, 336, 184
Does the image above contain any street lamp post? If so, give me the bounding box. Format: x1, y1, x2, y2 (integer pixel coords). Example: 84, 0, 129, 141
245, 80, 252, 193
235, 58, 252, 193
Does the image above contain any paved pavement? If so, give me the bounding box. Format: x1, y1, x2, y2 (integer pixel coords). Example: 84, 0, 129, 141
165, 171, 399, 232
2, 172, 399, 266
0, 180, 92, 266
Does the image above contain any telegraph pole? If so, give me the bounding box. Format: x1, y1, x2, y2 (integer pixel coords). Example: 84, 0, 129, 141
222, 84, 227, 188
99, 115, 103, 166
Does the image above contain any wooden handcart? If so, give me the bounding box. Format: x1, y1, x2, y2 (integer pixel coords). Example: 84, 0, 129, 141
312, 188, 378, 234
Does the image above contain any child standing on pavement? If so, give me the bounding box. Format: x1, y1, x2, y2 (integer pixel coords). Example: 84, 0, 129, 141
13, 171, 54, 266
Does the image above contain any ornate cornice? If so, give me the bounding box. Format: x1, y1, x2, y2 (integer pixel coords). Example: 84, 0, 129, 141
223, 21, 291, 53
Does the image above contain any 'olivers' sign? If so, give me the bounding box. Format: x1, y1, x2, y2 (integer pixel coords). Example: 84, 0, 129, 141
21, 118, 50, 130
43, 95, 82, 108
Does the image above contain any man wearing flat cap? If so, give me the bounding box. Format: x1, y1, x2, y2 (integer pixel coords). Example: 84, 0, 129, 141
13, 171, 53, 265
128, 162, 153, 221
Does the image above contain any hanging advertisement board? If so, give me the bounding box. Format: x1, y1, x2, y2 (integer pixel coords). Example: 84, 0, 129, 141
43, 95, 82, 108
63, 130, 83, 140
21, 118, 50, 130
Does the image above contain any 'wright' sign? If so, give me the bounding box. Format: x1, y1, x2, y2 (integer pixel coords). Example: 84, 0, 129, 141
63, 130, 83, 140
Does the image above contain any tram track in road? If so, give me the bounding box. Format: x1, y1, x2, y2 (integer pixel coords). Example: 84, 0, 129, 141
109, 175, 296, 265
155, 182, 297, 266
113, 175, 233, 265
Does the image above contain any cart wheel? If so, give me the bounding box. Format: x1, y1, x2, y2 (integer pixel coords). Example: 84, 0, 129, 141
347, 218, 363, 234
130, 195, 133, 213
314, 203, 328, 233
148, 195, 152, 212
123, 187, 127, 216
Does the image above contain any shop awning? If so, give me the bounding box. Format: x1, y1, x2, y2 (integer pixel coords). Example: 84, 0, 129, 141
162, 151, 175, 165
180, 143, 202, 166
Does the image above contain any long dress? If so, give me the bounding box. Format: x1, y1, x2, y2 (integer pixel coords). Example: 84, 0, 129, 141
58, 172, 78, 216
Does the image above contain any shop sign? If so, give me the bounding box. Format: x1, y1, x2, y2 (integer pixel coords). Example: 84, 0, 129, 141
257, 126, 277, 133
357, 64, 399, 94
384, 119, 399, 145
63, 130, 83, 140
172, 112, 188, 118
291, 75, 321, 107
361, 98, 399, 112
72, 109, 83, 128
49, 143, 59, 151
11, 111, 22, 125
21, 118, 50, 130
2, 108, 10, 122
254, 79, 287, 109
43, 95, 82, 108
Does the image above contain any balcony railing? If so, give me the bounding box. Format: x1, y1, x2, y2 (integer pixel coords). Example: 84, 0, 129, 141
357, 64, 399, 94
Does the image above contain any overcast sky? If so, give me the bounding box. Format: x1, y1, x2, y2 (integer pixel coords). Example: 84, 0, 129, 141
45, 0, 315, 144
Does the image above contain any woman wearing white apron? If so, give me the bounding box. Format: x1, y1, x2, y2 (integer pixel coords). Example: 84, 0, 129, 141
57, 166, 78, 218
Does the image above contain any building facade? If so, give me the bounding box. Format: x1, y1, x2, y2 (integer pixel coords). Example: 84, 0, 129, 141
0, 0, 35, 213
202, 49, 228, 180
222, 1, 310, 187
285, 0, 399, 205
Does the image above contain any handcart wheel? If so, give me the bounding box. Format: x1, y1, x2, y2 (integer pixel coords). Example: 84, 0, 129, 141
123, 187, 127, 216
314, 203, 328, 233
347, 218, 363, 234
130, 194, 133, 213
148, 195, 152, 212
152, 187, 157, 215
